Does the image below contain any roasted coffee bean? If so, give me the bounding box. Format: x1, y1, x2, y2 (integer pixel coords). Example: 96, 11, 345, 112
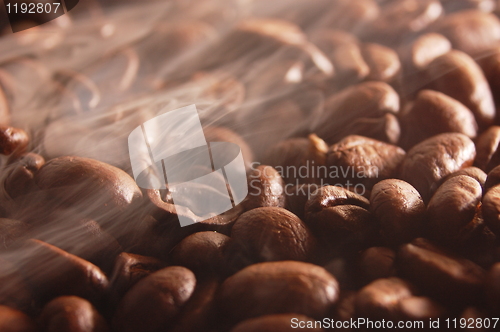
475, 126, 500, 172
262, 135, 328, 185
12, 239, 109, 305
396, 296, 448, 321
440, 167, 487, 189
231, 207, 316, 262
433, 10, 500, 56
355, 277, 416, 320
332, 113, 401, 145
326, 135, 405, 189
324, 0, 380, 33
484, 164, 500, 192
0, 126, 28, 156
39, 296, 109, 332
3, 153, 44, 201
243, 165, 286, 209
0, 258, 34, 314
400, 33, 452, 70
477, 46, 500, 106
441, 0, 496, 13
0, 218, 28, 249
357, 247, 396, 284
33, 156, 142, 227
230, 314, 322, 332
370, 179, 425, 245
427, 175, 482, 243
170, 231, 232, 276
108, 252, 165, 308
397, 238, 485, 304
485, 262, 500, 313
304, 185, 375, 250
399, 133, 476, 202
361, 42, 401, 82
0, 305, 37, 332
482, 184, 500, 235
330, 42, 370, 85
219, 261, 339, 323
113, 266, 196, 332
313, 81, 399, 144
424, 50, 495, 127
399, 90, 477, 149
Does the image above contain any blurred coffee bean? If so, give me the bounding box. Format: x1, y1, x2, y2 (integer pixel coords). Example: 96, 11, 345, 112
482, 184, 500, 235
170, 231, 232, 276
0, 305, 37, 332
427, 175, 482, 243
3, 153, 44, 202
399, 133, 476, 202
398, 238, 485, 304
485, 262, 500, 313
0, 127, 28, 156
0, 258, 35, 314
322, 0, 380, 33
203, 126, 253, 169
397, 296, 448, 321
0, 218, 28, 249
357, 247, 396, 284
230, 314, 322, 332
400, 90, 477, 149
424, 50, 495, 127
475, 126, 500, 172
433, 10, 500, 56
231, 207, 316, 262
313, 81, 399, 144
440, 167, 487, 189
361, 43, 401, 82
400, 33, 451, 70
326, 135, 405, 189
262, 134, 328, 185
333, 113, 401, 145
370, 179, 425, 245
304, 186, 375, 251
243, 165, 285, 210
12, 239, 109, 305
33, 156, 142, 227
310, 29, 359, 55
219, 261, 339, 323
39, 296, 109, 332
113, 266, 196, 332
441, 0, 496, 13
330, 42, 370, 86
477, 46, 500, 108
108, 252, 165, 309
355, 277, 416, 320
484, 164, 500, 192
363, 0, 443, 45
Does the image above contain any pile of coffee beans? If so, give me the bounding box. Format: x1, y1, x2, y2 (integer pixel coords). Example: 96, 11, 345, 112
5, 0, 500, 331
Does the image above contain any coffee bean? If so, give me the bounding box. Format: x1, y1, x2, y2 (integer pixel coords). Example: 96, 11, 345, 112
370, 179, 425, 245
357, 247, 396, 284
399, 90, 477, 149
0, 306, 36, 332
284, 184, 321, 220
231, 207, 316, 262
0, 126, 28, 157
399, 133, 476, 202
332, 113, 401, 145
39, 296, 109, 332
170, 231, 232, 276
244, 165, 285, 211
361, 42, 401, 82
397, 238, 485, 304
324, 0, 380, 33
355, 277, 416, 320
330, 42, 370, 85
433, 10, 500, 56
424, 50, 495, 127
230, 314, 322, 332
2, 153, 44, 206
203, 126, 253, 169
326, 135, 405, 189
113, 266, 196, 332
397, 296, 448, 321
440, 167, 487, 189
484, 164, 500, 192
482, 184, 500, 235
475, 126, 500, 172
400, 33, 452, 70
219, 261, 339, 322
477, 46, 500, 107
427, 175, 482, 244
441, 0, 496, 13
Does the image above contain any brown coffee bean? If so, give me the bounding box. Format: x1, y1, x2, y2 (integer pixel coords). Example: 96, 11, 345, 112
475, 126, 500, 173
330, 42, 370, 85
355, 277, 416, 320
113, 266, 196, 332
482, 184, 500, 235
397, 238, 485, 304
170, 231, 232, 276
333, 113, 401, 145
399, 133, 476, 202
357, 247, 396, 284
361, 43, 401, 82
304, 186, 375, 250
0, 126, 28, 156
313, 81, 399, 144
476, 46, 500, 106
284, 184, 321, 220
0, 306, 37, 332
427, 175, 482, 243
3, 153, 44, 201
243, 165, 286, 210
12, 239, 109, 305
441, 167, 487, 189
324, 0, 380, 33
433, 10, 500, 56
230, 314, 322, 332
219, 261, 339, 322
370, 179, 425, 245
400, 90, 477, 149
108, 252, 165, 308
231, 207, 316, 262
424, 50, 495, 127
485, 262, 500, 312
441, 0, 496, 13
397, 296, 448, 321
39, 296, 109, 332
484, 164, 500, 192
262, 135, 328, 185
326, 135, 405, 189
400, 33, 452, 70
